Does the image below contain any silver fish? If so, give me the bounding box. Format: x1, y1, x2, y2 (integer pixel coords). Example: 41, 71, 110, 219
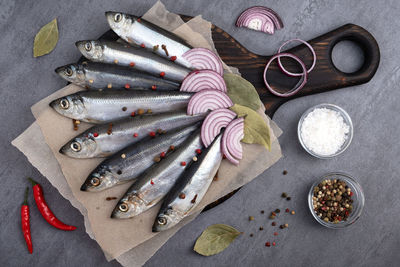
152, 133, 222, 232
50, 90, 193, 124
75, 40, 190, 82
81, 124, 200, 192
106, 12, 194, 69
59, 111, 206, 158
55, 62, 180, 91
111, 129, 203, 219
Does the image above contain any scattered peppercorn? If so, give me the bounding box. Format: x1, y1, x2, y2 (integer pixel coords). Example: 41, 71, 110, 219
271, 222, 276, 226
249, 216, 254, 221
281, 192, 288, 198
259, 227, 263, 231
179, 193, 185, 199
260, 210, 264, 214
106, 197, 117, 201
249, 233, 253, 237
283, 170, 288, 175
279, 225, 284, 229
286, 197, 291, 201
275, 209, 280, 213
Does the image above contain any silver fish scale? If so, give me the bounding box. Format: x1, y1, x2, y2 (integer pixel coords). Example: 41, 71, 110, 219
156, 134, 223, 230
99, 41, 190, 82
69, 90, 192, 123
117, 130, 203, 217
93, 124, 199, 185
81, 62, 180, 90
81, 111, 205, 157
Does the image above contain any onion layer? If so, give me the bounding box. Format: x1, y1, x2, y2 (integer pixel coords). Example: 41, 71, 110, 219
201, 108, 236, 147
277, 39, 316, 77
221, 117, 245, 165
182, 48, 224, 76
187, 89, 233, 115
263, 53, 307, 97
236, 6, 283, 34
180, 70, 227, 93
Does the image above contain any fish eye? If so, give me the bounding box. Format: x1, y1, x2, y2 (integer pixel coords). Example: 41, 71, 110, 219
119, 203, 129, 212
65, 67, 73, 76
60, 99, 70, 109
114, 13, 122, 22
84, 42, 92, 51
157, 217, 167, 225
90, 177, 100, 186
70, 141, 81, 152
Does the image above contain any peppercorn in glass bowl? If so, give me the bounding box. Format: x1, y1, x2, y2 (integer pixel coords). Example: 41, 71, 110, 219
297, 103, 353, 159
308, 172, 365, 229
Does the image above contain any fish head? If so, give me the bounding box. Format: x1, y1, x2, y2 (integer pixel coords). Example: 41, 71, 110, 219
59, 135, 98, 158
50, 94, 86, 120
55, 64, 86, 86
81, 168, 117, 192
105, 12, 136, 38
152, 208, 181, 232
111, 195, 146, 219
76, 40, 104, 61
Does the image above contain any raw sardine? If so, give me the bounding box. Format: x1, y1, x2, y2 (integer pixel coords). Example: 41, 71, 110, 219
55, 62, 180, 91
106, 12, 194, 69
76, 40, 190, 82
81, 124, 199, 192
59, 111, 206, 158
111, 129, 203, 219
50, 90, 193, 123
152, 133, 222, 232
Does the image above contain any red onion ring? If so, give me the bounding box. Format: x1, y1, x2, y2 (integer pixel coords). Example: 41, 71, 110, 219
187, 89, 233, 115
277, 39, 316, 77
180, 70, 227, 93
236, 6, 283, 34
201, 108, 236, 147
263, 53, 307, 97
221, 117, 245, 165
182, 48, 224, 76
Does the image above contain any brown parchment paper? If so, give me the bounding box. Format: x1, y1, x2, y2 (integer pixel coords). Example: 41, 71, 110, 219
13, 1, 282, 264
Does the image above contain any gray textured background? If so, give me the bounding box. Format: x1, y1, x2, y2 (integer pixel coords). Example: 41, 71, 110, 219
1, 0, 399, 266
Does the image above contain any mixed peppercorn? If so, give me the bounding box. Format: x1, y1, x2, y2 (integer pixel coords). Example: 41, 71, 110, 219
312, 179, 353, 223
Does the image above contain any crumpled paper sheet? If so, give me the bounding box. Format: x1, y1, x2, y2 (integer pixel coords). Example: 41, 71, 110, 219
12, 1, 282, 265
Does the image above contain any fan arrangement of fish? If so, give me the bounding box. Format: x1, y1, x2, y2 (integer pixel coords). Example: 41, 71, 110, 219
51, 12, 265, 232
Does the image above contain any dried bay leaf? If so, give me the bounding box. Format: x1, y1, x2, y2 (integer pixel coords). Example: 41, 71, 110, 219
33, 18, 59, 57
194, 224, 242, 256
224, 73, 261, 111
230, 104, 271, 150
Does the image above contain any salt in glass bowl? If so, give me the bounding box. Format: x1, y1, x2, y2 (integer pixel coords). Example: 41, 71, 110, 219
308, 172, 365, 229
297, 103, 353, 159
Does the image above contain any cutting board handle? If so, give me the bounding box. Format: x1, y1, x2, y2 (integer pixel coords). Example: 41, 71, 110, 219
250, 24, 381, 115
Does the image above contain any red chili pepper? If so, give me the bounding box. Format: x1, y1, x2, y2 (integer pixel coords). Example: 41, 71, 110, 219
28, 178, 76, 231
181, 161, 186, 166
140, 43, 145, 48
125, 84, 130, 89
195, 149, 202, 154
160, 152, 166, 158
129, 62, 135, 67
93, 132, 99, 137
170, 56, 177, 61
159, 72, 165, 77
21, 187, 33, 254
151, 85, 157, 90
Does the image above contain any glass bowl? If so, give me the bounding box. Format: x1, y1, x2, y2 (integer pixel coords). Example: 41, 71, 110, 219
297, 103, 353, 159
308, 172, 365, 229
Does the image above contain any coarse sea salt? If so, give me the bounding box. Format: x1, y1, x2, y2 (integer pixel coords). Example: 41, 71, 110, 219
300, 107, 349, 156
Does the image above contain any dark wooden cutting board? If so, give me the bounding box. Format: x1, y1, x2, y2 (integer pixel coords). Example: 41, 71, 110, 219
96, 16, 380, 211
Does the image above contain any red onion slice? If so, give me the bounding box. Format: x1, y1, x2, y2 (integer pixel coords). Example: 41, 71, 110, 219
201, 108, 236, 147
236, 6, 283, 34
182, 48, 224, 76
187, 89, 233, 115
263, 53, 308, 97
277, 39, 316, 77
180, 70, 227, 93
222, 117, 245, 165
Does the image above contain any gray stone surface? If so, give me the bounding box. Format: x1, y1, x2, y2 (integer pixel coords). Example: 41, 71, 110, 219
1, 0, 399, 266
